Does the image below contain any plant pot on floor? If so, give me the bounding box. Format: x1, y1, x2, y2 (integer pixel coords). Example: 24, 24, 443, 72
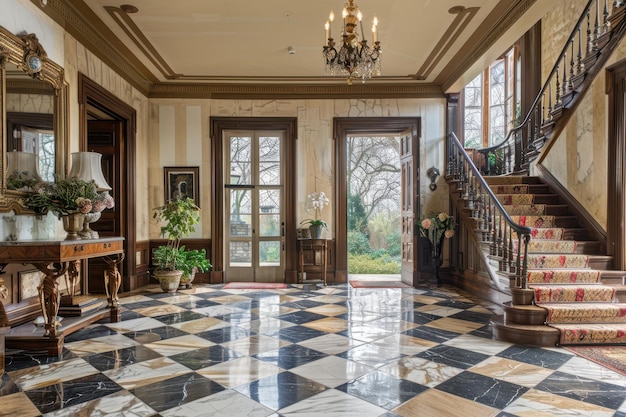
179, 267, 197, 289
154, 269, 183, 293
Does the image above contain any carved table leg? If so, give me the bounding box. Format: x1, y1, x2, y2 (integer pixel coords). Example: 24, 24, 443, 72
103, 253, 125, 322
61, 260, 80, 306
33, 262, 69, 337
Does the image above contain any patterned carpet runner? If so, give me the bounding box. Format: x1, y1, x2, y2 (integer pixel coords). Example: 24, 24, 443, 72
489, 178, 626, 345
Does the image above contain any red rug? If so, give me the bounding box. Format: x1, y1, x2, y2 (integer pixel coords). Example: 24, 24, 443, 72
565, 346, 626, 376
224, 282, 287, 289
350, 280, 411, 288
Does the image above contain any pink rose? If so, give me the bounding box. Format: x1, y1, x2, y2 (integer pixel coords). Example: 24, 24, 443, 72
445, 230, 455, 238
421, 218, 431, 229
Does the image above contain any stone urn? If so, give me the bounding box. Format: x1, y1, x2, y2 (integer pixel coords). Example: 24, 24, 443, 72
153, 269, 183, 293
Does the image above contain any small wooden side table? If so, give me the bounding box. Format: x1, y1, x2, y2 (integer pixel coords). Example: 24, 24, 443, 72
297, 238, 328, 286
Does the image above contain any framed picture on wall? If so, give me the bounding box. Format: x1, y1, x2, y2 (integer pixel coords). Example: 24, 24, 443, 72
164, 166, 200, 206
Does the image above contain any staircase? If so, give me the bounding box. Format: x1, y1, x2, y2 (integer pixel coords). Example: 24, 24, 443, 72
484, 176, 626, 346
445, 0, 626, 346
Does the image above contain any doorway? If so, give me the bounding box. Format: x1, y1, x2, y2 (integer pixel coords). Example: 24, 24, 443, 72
334, 117, 421, 286
346, 134, 402, 282
210, 118, 297, 284
223, 130, 285, 282
78, 73, 137, 292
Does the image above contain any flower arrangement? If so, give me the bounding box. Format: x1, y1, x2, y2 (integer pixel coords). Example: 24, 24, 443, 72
418, 212, 455, 247
300, 191, 330, 228
22, 176, 114, 218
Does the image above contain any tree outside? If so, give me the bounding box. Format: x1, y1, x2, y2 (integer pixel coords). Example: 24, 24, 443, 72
347, 135, 401, 274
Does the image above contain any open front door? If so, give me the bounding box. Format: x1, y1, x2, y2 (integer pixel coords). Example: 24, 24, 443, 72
400, 128, 418, 285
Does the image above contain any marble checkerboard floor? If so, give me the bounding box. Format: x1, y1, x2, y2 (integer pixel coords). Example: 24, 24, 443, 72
2, 282, 626, 416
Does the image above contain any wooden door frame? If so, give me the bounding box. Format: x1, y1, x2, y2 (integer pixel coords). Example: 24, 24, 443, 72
606, 61, 626, 269
78, 73, 137, 290
210, 117, 297, 283
333, 117, 421, 284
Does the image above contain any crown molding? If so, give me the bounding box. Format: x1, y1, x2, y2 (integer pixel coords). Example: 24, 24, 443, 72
149, 83, 444, 100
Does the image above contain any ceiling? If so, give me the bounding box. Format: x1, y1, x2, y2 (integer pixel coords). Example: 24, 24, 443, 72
41, 0, 546, 97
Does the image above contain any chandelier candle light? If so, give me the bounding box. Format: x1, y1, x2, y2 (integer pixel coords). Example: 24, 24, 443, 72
323, 0, 381, 84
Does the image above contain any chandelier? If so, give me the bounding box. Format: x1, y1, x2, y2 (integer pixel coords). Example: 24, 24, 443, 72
322, 0, 381, 84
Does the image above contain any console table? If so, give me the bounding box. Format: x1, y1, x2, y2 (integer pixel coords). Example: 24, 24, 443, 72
0, 237, 125, 356
297, 238, 328, 286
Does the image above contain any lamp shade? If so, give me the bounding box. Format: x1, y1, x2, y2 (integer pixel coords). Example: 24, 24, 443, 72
68, 152, 111, 191
6, 151, 42, 181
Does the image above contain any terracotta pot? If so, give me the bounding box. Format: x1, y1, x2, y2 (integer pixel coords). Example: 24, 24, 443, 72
153, 269, 183, 293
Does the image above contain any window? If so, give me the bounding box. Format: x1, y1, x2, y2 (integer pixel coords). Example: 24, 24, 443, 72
462, 46, 519, 148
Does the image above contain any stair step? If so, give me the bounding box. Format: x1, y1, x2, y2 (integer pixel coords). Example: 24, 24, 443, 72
544, 204, 570, 215
551, 323, 626, 345
532, 194, 561, 204
554, 216, 581, 228
490, 316, 560, 346
540, 303, 626, 323
503, 302, 547, 325
484, 176, 542, 185
531, 284, 616, 303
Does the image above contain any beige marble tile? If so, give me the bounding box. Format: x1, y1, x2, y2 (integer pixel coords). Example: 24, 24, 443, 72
0, 392, 42, 417
210, 294, 254, 304
290, 356, 373, 387
504, 388, 614, 416
412, 294, 447, 304
307, 294, 347, 304
144, 334, 214, 356
252, 304, 299, 317
134, 304, 188, 317
470, 356, 554, 387
105, 317, 171, 333
64, 333, 139, 356
415, 304, 463, 317
305, 304, 349, 316
302, 317, 349, 333
222, 334, 291, 356
158, 294, 203, 304
42, 390, 156, 417
378, 357, 464, 387
103, 357, 192, 390
443, 334, 512, 356
425, 317, 485, 333
393, 389, 499, 417
197, 356, 281, 388
159, 389, 273, 417
9, 358, 99, 391
169, 317, 229, 333
119, 295, 154, 305
239, 317, 297, 333
372, 334, 438, 355
297, 333, 366, 355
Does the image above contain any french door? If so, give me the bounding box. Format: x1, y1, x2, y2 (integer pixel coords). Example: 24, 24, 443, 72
224, 130, 284, 282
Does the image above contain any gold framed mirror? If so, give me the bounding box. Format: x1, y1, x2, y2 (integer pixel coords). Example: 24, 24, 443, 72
0, 25, 68, 213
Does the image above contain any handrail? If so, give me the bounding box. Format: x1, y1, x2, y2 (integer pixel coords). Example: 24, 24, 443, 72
447, 132, 531, 289
469, 0, 615, 176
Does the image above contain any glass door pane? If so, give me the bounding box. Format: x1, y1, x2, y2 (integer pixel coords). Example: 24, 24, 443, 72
224, 131, 284, 282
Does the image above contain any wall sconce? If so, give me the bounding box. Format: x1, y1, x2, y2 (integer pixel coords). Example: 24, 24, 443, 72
427, 166, 440, 191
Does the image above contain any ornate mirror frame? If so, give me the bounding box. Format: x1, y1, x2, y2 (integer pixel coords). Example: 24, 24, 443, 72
0, 25, 68, 213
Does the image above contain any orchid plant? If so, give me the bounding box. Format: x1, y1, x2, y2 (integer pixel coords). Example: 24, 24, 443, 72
300, 191, 330, 228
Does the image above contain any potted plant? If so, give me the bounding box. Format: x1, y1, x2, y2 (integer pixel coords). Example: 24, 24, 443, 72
21, 176, 114, 240
177, 247, 211, 288
152, 197, 200, 292
300, 191, 330, 239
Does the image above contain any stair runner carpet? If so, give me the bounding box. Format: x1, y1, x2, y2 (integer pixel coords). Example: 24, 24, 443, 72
489, 178, 626, 345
